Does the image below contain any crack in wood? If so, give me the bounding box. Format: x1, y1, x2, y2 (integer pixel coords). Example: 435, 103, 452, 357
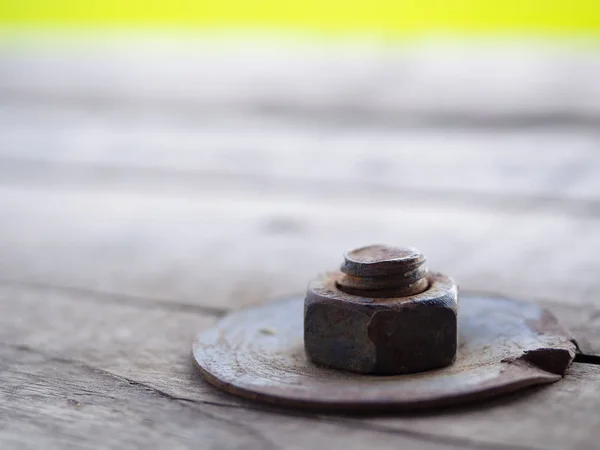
573, 353, 600, 365
3, 342, 558, 450
2, 343, 279, 450
0, 279, 228, 317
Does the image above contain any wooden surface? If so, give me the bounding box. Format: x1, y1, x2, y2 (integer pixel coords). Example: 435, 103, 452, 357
1, 39, 600, 449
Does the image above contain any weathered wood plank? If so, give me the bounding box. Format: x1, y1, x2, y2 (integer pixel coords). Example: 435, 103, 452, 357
1, 38, 599, 122
544, 301, 600, 357
1, 282, 599, 450
1, 344, 462, 450
0, 271, 597, 403
1, 106, 599, 207
0, 184, 599, 318
361, 363, 600, 450
0, 283, 222, 402
2, 38, 600, 450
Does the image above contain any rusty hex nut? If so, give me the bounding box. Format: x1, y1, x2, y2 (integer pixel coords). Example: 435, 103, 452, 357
304, 246, 458, 375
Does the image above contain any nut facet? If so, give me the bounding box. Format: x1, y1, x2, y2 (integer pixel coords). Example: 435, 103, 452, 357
304, 245, 458, 375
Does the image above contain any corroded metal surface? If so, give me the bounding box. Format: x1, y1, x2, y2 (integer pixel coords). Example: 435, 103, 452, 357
305, 271, 458, 374
305, 244, 456, 374
338, 245, 428, 297
193, 293, 576, 411
341, 245, 426, 278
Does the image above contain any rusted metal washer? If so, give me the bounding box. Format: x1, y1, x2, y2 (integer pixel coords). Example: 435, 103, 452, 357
193, 293, 576, 411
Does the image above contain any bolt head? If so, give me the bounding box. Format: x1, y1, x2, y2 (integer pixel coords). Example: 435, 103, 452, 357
304, 272, 458, 375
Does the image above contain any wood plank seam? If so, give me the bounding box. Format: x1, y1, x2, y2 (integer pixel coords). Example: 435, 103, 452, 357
3, 280, 600, 363
2, 91, 600, 128
0, 278, 228, 317
574, 354, 600, 365
3, 157, 600, 218
5, 278, 600, 360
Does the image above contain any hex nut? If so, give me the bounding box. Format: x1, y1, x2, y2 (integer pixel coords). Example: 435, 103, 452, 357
304, 271, 458, 375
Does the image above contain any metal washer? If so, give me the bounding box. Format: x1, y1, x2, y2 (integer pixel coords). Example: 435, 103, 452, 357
193, 293, 576, 411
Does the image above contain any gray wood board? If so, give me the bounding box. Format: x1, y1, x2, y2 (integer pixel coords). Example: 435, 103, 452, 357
1, 39, 600, 122
1, 345, 465, 450
1, 282, 599, 450
0, 184, 599, 323
0, 106, 599, 208
2, 45, 600, 447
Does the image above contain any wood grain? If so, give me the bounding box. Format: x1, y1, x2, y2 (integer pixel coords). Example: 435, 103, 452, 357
1, 105, 599, 208
0, 280, 599, 449
0, 183, 599, 322
2, 345, 464, 450
2, 40, 600, 449
363, 363, 600, 450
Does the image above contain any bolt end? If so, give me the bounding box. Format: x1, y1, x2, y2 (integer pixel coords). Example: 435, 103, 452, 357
338, 244, 429, 297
